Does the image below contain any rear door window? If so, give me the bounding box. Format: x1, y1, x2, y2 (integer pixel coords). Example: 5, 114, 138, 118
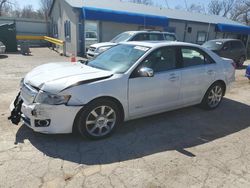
149, 33, 164, 41
181, 47, 215, 68
132, 33, 150, 41
231, 41, 244, 49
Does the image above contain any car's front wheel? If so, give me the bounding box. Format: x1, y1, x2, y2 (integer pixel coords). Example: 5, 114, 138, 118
201, 83, 225, 110
75, 99, 122, 139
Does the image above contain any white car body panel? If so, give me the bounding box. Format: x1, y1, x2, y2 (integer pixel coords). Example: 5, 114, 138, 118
17, 41, 235, 134
0, 42, 6, 54
129, 69, 181, 118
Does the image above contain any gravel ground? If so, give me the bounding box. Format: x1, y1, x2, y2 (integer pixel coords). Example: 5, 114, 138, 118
0, 48, 250, 188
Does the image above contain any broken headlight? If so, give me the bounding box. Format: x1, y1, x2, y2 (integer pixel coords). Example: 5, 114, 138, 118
35, 91, 71, 105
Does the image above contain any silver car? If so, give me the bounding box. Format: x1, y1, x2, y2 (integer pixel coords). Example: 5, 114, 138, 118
10, 41, 235, 140
0, 41, 6, 54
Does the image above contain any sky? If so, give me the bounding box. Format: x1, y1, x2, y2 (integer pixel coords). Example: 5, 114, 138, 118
15, 0, 209, 10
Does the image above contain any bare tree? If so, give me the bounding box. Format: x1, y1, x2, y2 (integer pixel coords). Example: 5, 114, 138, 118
40, 0, 53, 20
231, 0, 250, 25
0, 0, 15, 16
222, 0, 235, 17
188, 3, 205, 13
208, 0, 235, 17
208, 0, 223, 15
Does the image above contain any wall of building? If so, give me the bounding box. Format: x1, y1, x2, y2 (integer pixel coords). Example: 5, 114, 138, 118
169, 19, 217, 44
50, 0, 80, 56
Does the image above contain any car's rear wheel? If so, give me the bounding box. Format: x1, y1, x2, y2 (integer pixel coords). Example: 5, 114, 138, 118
75, 99, 121, 139
201, 83, 225, 110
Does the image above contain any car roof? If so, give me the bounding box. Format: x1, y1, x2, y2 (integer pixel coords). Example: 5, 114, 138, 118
206, 39, 242, 43
121, 41, 201, 48
123, 31, 176, 35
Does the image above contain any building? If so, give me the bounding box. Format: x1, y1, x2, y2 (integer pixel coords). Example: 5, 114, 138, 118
49, 0, 250, 56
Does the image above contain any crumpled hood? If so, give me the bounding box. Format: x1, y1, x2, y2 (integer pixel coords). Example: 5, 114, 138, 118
24, 62, 113, 93
90, 42, 117, 49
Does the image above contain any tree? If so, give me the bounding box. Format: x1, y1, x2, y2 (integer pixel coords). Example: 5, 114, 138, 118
188, 3, 205, 13
208, 0, 223, 15
231, 0, 250, 25
208, 0, 235, 17
40, 0, 53, 20
222, 0, 235, 17
0, 0, 15, 16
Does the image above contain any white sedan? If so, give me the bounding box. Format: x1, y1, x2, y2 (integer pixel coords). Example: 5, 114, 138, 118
9, 41, 235, 139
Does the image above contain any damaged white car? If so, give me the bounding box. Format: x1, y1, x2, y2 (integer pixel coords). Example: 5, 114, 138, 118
9, 41, 235, 139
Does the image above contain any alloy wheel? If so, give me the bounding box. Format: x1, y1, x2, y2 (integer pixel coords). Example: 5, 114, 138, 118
85, 105, 116, 137
207, 85, 223, 108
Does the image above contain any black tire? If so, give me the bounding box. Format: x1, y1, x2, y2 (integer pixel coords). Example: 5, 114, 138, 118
75, 99, 122, 140
201, 82, 225, 110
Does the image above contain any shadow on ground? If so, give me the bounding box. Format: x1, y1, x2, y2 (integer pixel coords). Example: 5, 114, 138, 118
15, 98, 250, 164
0, 55, 8, 59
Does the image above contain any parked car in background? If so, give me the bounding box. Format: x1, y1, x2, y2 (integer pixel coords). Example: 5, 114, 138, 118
9, 41, 235, 140
246, 65, 250, 80
85, 31, 98, 50
86, 30, 177, 58
202, 39, 247, 67
0, 41, 6, 54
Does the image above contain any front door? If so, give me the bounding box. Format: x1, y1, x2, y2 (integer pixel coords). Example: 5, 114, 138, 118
128, 47, 181, 118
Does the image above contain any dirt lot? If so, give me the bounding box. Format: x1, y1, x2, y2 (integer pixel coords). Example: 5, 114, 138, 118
0, 48, 250, 188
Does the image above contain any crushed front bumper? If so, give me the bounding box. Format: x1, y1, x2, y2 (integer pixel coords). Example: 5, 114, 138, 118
9, 93, 82, 134
20, 102, 82, 134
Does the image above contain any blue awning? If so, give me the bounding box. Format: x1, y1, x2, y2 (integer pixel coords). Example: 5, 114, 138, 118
216, 23, 250, 35
81, 7, 168, 27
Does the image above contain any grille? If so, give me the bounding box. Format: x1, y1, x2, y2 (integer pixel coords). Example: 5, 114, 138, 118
20, 84, 38, 104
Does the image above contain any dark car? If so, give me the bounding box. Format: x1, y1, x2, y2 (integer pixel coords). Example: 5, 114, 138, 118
202, 39, 247, 67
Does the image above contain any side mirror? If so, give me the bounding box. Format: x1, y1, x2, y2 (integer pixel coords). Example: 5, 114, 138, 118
138, 67, 154, 77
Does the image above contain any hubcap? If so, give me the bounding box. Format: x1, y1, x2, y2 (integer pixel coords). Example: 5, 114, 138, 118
207, 85, 223, 108
85, 105, 116, 137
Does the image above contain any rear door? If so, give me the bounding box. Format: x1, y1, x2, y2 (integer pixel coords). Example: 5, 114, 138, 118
231, 41, 246, 60
179, 46, 216, 105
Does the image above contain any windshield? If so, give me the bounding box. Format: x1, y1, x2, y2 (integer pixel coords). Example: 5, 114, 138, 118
110, 32, 134, 43
88, 44, 150, 73
202, 41, 223, 50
